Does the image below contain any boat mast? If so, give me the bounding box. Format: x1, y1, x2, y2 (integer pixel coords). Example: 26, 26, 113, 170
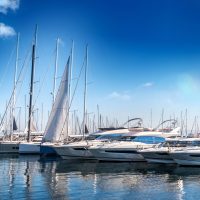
97, 104, 99, 128
27, 26, 37, 142
185, 108, 188, 137
41, 103, 43, 131
82, 45, 88, 139
161, 109, 164, 134
52, 38, 59, 106
150, 108, 152, 128
66, 40, 74, 138
10, 33, 20, 141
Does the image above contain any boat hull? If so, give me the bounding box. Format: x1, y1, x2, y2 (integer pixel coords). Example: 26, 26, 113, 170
145, 158, 175, 164
140, 151, 175, 164
170, 151, 200, 166
89, 148, 145, 162
0, 142, 19, 153
19, 143, 41, 154
40, 144, 58, 156
54, 145, 94, 160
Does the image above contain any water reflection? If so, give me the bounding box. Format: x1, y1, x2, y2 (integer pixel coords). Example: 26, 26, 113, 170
1, 157, 200, 199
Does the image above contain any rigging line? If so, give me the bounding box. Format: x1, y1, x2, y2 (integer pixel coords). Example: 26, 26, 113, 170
0, 45, 15, 89
24, 48, 57, 133
14, 55, 32, 113
0, 47, 32, 132
31, 49, 56, 120
59, 55, 86, 141
68, 56, 85, 113
2, 51, 31, 133
10, 44, 33, 114
24, 47, 57, 131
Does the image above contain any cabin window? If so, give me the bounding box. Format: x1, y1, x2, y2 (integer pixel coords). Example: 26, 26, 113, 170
133, 136, 165, 144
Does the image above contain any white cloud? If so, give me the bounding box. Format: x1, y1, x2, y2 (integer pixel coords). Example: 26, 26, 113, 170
141, 82, 154, 88
108, 91, 131, 101
0, 0, 20, 14
0, 23, 16, 37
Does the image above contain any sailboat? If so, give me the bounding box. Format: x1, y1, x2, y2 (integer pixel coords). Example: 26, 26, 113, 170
88, 121, 181, 162
40, 54, 71, 155
19, 26, 41, 154
53, 118, 147, 160
0, 33, 21, 153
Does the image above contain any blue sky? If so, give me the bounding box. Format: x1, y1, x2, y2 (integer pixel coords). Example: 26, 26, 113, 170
1, 0, 200, 129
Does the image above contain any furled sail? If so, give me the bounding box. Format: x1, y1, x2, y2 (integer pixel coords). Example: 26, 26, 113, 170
13, 117, 18, 131
42, 56, 70, 142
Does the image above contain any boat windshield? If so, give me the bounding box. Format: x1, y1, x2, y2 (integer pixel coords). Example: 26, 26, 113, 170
133, 136, 165, 144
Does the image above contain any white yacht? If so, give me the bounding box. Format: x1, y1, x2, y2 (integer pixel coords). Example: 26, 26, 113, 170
89, 128, 181, 162
54, 119, 180, 160
169, 138, 200, 166
52, 117, 149, 159
89, 140, 154, 162
53, 129, 130, 159
139, 138, 181, 164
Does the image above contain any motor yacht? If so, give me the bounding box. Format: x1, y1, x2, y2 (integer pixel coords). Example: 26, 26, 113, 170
169, 138, 200, 166
53, 129, 130, 159
139, 138, 181, 164
89, 127, 181, 162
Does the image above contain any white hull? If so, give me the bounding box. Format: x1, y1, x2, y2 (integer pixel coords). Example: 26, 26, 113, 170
60, 155, 95, 160
89, 148, 145, 162
19, 142, 41, 154
140, 149, 175, 164
89, 141, 155, 162
54, 145, 94, 159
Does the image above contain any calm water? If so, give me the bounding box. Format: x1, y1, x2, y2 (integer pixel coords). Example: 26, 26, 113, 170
0, 156, 200, 199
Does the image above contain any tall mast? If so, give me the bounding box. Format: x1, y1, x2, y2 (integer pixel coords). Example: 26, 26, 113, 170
69, 40, 74, 106
24, 95, 26, 130
180, 110, 183, 137
161, 108, 164, 134
82, 45, 88, 139
185, 108, 188, 137
52, 38, 59, 106
10, 33, 20, 140
150, 108, 152, 128
27, 25, 37, 142
13, 33, 19, 115
41, 103, 43, 131
97, 104, 99, 128
66, 40, 74, 138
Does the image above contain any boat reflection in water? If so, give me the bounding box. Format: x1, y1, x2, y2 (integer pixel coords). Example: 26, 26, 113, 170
1, 157, 200, 199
